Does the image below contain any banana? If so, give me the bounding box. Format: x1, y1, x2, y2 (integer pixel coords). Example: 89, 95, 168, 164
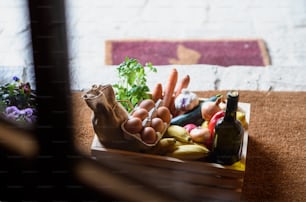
174, 139, 205, 148
166, 144, 210, 160
237, 111, 248, 129
201, 120, 209, 128
174, 140, 190, 147
165, 125, 193, 143
149, 138, 177, 155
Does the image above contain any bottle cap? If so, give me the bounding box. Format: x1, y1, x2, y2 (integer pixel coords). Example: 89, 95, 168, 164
227, 90, 239, 100
226, 91, 239, 112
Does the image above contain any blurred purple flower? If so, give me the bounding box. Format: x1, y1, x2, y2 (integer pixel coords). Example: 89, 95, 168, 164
4, 106, 36, 124
23, 108, 34, 116
1, 77, 37, 125
4, 106, 20, 120
5, 106, 20, 114
6, 113, 19, 120
19, 82, 31, 94
13, 76, 20, 82
24, 116, 32, 123
26, 114, 37, 123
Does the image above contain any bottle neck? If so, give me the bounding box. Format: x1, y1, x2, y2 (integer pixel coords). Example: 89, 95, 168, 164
224, 110, 236, 122
224, 91, 239, 122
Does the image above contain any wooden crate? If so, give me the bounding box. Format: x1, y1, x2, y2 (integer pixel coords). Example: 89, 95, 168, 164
91, 102, 250, 201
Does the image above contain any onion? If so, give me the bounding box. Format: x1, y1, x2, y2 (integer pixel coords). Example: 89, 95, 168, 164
189, 127, 211, 144
201, 97, 223, 121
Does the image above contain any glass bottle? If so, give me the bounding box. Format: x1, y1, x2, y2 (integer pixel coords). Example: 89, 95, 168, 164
212, 90, 244, 165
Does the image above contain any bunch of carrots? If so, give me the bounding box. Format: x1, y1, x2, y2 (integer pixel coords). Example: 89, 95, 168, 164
151, 68, 190, 117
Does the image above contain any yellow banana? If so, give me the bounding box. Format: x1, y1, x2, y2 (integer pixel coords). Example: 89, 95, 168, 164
201, 120, 209, 128
150, 138, 177, 155
174, 140, 191, 147
225, 161, 246, 171
237, 111, 248, 129
166, 144, 209, 160
165, 125, 192, 143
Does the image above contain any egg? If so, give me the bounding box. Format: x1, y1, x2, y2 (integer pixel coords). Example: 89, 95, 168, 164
141, 127, 157, 144
151, 117, 165, 133
138, 99, 155, 111
157, 106, 171, 124
124, 117, 143, 134
132, 108, 149, 120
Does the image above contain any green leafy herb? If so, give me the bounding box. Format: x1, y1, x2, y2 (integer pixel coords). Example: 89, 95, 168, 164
113, 57, 157, 112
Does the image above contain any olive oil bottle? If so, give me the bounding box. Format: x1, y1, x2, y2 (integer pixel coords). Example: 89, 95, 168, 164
212, 90, 244, 165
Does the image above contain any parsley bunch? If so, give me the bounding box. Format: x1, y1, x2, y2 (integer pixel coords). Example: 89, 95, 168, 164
113, 57, 157, 112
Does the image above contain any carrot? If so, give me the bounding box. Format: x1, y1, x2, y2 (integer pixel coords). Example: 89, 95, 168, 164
151, 83, 163, 102
169, 96, 176, 116
162, 68, 178, 109
174, 74, 190, 98
170, 74, 190, 117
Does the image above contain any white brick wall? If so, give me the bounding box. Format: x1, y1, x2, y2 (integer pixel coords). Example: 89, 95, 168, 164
0, 0, 306, 91
0, 0, 32, 68
68, 0, 306, 68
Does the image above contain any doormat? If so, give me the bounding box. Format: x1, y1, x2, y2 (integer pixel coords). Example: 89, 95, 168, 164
105, 39, 270, 67
72, 90, 306, 201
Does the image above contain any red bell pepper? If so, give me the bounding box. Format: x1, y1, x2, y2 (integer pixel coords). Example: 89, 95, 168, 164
208, 111, 225, 137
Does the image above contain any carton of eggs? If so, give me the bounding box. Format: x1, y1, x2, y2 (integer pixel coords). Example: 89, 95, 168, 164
121, 99, 171, 149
